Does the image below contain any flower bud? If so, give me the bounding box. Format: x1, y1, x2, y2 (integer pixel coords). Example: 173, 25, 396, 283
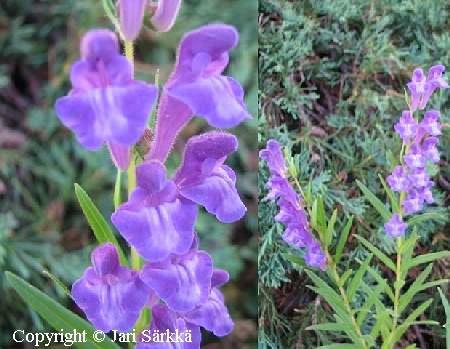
117, 0, 146, 41
150, 0, 182, 32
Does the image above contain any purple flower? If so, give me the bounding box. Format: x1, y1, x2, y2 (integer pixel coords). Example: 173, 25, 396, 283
408, 168, 429, 188
281, 223, 313, 249
403, 143, 426, 169
275, 198, 308, 226
136, 305, 201, 349
417, 181, 435, 204
55, 29, 158, 151
386, 166, 411, 192
148, 25, 251, 161
420, 65, 450, 109
71, 243, 151, 332
118, 0, 146, 41
182, 270, 234, 337
419, 110, 441, 136
173, 132, 246, 223
140, 238, 213, 312
304, 241, 327, 271
393, 111, 419, 143
384, 214, 407, 238
149, 0, 182, 33
421, 137, 440, 162
111, 160, 197, 262
403, 189, 424, 214
112, 132, 246, 261
407, 68, 427, 111
259, 139, 288, 177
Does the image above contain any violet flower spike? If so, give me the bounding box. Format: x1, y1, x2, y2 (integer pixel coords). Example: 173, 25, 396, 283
54, 29, 158, 162
148, 24, 252, 162
71, 243, 151, 333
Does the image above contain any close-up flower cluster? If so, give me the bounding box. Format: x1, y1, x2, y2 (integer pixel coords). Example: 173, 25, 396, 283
384, 66, 449, 238
52, 12, 250, 347
259, 139, 326, 270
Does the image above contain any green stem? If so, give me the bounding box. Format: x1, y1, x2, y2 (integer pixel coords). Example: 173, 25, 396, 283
328, 254, 369, 349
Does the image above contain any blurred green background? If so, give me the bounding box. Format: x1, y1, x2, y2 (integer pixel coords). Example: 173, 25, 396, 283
0, 0, 258, 348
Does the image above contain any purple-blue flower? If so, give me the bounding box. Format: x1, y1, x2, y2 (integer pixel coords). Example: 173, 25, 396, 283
419, 110, 441, 136
181, 269, 234, 337
420, 65, 450, 109
403, 143, 426, 169
55, 29, 158, 152
112, 132, 246, 261
408, 168, 430, 188
403, 189, 424, 214
148, 25, 252, 162
407, 68, 427, 111
71, 243, 151, 333
304, 241, 327, 271
421, 137, 440, 162
384, 214, 407, 238
393, 110, 419, 143
172, 132, 246, 223
259, 139, 288, 177
111, 160, 197, 262
149, 0, 182, 33
386, 166, 411, 192
140, 238, 213, 312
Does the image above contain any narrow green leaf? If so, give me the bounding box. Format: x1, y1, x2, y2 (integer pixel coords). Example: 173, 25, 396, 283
325, 209, 338, 247
305, 181, 312, 206
393, 299, 435, 342
282, 253, 306, 267
356, 180, 391, 221
406, 212, 447, 226
386, 149, 398, 170
398, 263, 433, 314
307, 322, 354, 331
316, 196, 327, 235
402, 251, 450, 273
74, 184, 128, 266
113, 169, 122, 210
334, 216, 353, 265
347, 255, 373, 302
6, 272, 121, 349
377, 174, 400, 214
311, 198, 318, 229
370, 309, 390, 339
43, 270, 71, 298
354, 235, 396, 271
365, 265, 395, 301
357, 280, 386, 326
437, 287, 450, 349
337, 269, 353, 288
305, 270, 352, 324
